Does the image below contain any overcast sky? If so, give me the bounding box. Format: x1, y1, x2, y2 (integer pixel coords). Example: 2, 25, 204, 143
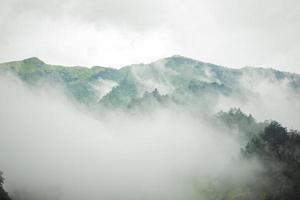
1, 0, 300, 72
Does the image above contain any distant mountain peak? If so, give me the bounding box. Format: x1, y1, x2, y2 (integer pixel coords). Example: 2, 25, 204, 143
170, 55, 188, 58
167, 55, 199, 61
151, 55, 208, 70
151, 55, 202, 67
23, 57, 45, 65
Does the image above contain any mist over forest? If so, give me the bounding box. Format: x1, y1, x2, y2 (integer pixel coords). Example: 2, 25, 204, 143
1, 56, 300, 200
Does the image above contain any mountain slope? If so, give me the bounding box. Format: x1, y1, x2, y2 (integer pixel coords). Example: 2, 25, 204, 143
1, 55, 300, 108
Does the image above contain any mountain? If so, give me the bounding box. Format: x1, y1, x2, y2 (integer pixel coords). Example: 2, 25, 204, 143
1, 55, 300, 108
1, 56, 300, 200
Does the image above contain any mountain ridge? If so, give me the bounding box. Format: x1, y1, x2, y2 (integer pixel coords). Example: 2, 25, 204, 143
1, 55, 299, 76
1, 55, 300, 108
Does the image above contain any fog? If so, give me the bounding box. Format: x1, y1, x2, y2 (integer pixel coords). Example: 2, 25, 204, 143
1, 72, 299, 199
215, 70, 300, 130
0, 74, 263, 200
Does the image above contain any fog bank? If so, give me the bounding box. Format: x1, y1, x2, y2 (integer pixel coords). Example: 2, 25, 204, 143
0, 75, 253, 200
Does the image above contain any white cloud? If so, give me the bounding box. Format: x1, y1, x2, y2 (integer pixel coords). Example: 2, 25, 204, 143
1, 0, 300, 72
0, 75, 247, 200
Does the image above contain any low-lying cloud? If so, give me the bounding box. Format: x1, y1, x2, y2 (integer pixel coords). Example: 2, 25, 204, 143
0, 72, 299, 199
0, 74, 249, 200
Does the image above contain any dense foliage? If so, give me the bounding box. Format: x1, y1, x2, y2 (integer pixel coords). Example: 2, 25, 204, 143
243, 121, 300, 200
216, 108, 266, 145
0, 172, 11, 200
199, 111, 300, 200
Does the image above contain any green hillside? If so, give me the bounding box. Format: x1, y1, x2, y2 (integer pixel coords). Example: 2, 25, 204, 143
1, 56, 300, 108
